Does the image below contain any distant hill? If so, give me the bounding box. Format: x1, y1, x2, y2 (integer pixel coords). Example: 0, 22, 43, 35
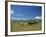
11, 18, 41, 23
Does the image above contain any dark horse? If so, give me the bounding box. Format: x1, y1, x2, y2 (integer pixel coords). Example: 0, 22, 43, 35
28, 22, 37, 25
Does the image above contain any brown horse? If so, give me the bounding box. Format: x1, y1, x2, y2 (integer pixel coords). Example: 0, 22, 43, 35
28, 22, 37, 25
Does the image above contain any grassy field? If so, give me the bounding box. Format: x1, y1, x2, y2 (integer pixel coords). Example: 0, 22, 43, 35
11, 20, 42, 32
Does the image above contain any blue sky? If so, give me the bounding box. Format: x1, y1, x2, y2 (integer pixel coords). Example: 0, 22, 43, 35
10, 5, 42, 20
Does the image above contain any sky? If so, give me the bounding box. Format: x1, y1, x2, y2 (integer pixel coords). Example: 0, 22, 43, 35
10, 5, 42, 20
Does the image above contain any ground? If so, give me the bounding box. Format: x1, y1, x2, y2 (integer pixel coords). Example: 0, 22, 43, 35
11, 20, 42, 32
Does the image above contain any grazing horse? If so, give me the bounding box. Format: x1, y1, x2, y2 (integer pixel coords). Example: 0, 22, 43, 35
28, 22, 37, 25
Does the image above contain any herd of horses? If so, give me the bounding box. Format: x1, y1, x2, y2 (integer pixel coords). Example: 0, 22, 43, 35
20, 21, 39, 26
28, 22, 38, 25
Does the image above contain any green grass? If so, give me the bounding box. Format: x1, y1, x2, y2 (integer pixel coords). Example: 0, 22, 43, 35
11, 20, 42, 32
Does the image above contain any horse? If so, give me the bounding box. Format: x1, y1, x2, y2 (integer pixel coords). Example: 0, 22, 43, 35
28, 22, 37, 25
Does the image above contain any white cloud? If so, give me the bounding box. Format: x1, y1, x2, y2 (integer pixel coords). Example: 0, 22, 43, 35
11, 18, 23, 20
34, 16, 41, 19
16, 14, 23, 17
10, 10, 23, 17
10, 10, 14, 14
11, 17, 30, 20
